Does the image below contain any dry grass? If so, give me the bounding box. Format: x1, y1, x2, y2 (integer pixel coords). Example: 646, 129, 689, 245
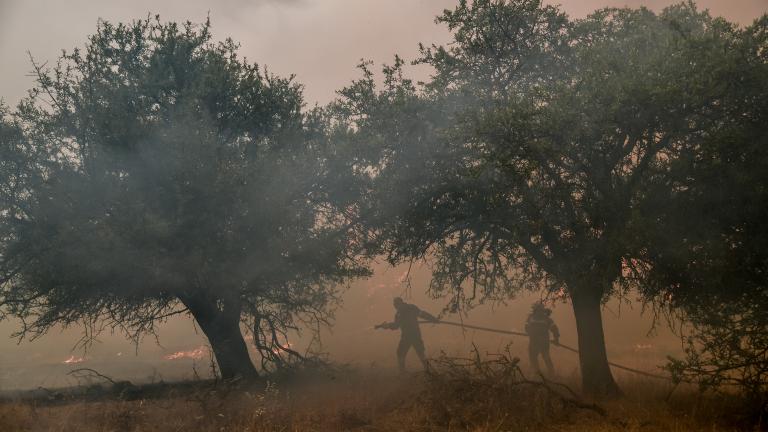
0, 359, 759, 432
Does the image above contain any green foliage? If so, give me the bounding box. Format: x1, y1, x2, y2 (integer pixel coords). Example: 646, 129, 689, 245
418, 0, 570, 99
666, 294, 768, 394
651, 14, 768, 406
0, 17, 368, 372
341, 0, 755, 306
664, 290, 768, 419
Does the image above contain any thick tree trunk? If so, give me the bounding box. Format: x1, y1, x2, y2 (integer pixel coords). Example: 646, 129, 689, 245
179, 293, 258, 381
570, 289, 621, 398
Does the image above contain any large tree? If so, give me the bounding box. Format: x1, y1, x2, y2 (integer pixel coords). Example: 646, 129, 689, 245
0, 18, 367, 379
336, 0, 763, 396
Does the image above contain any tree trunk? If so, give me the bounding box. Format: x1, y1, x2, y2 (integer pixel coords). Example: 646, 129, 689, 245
179, 293, 258, 381
570, 289, 621, 398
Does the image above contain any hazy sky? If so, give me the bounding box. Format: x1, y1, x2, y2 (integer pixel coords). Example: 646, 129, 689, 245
1, 0, 766, 107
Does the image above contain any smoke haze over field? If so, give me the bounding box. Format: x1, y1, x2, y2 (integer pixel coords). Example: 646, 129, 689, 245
0, 0, 766, 390
0, 261, 682, 390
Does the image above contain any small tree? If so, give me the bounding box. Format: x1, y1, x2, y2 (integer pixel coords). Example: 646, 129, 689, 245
0, 18, 367, 379
337, 0, 762, 396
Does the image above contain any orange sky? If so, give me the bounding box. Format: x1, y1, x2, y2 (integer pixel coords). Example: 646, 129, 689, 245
1, 0, 766, 107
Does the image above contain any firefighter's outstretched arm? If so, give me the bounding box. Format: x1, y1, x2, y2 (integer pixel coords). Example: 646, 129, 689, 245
375, 321, 399, 330
418, 310, 439, 323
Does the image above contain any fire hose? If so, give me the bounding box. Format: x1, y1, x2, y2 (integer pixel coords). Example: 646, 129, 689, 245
418, 319, 674, 381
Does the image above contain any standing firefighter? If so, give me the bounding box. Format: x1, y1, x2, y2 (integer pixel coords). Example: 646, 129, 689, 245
525, 302, 560, 376
376, 297, 438, 373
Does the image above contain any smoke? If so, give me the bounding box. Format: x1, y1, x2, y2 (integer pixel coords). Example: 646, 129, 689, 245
0, 0, 763, 393
226, 0, 308, 6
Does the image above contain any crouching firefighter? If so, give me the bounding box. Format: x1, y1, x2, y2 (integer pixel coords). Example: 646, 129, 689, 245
375, 297, 438, 373
525, 301, 560, 376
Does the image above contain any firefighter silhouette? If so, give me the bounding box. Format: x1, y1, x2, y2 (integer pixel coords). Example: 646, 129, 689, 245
525, 302, 560, 376
376, 297, 438, 372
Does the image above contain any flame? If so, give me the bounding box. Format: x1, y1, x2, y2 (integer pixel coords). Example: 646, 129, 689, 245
553, 287, 567, 301
272, 341, 292, 355
249, 339, 293, 356
397, 271, 409, 284
367, 283, 387, 298
164, 345, 208, 360
63, 355, 85, 364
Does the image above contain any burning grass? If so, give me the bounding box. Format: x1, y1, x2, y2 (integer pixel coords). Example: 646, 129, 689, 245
0, 356, 760, 431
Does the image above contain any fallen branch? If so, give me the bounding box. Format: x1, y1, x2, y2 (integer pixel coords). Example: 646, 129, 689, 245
417, 346, 607, 429
67, 368, 118, 385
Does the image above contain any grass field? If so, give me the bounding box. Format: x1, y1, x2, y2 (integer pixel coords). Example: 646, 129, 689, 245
0, 351, 759, 432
